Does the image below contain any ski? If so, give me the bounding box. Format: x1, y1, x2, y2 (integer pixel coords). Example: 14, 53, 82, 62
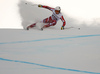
64, 27, 80, 30
25, 3, 38, 7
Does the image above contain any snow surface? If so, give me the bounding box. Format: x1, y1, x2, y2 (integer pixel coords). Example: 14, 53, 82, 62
0, 0, 100, 74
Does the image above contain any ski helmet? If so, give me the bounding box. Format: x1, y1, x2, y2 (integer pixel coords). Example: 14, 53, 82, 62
55, 6, 61, 11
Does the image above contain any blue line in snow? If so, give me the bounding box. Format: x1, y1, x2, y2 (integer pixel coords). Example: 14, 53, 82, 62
0, 58, 100, 74
0, 34, 100, 45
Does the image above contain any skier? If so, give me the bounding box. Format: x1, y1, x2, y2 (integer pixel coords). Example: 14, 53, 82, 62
27, 4, 66, 30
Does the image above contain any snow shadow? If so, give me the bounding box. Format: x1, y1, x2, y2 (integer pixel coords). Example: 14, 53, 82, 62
18, 0, 52, 28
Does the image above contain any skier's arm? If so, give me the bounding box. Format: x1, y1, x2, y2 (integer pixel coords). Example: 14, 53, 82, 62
60, 16, 66, 30
38, 4, 54, 11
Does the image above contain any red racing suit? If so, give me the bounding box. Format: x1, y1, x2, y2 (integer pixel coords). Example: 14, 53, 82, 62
42, 5, 66, 27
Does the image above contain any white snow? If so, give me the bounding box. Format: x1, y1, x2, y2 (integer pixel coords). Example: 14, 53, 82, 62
0, 0, 100, 74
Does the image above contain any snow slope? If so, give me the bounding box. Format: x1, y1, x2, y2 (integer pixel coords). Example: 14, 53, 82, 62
0, 0, 100, 74
0, 27, 100, 74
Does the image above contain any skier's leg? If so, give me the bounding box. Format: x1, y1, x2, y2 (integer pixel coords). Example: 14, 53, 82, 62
27, 18, 49, 30
40, 17, 50, 30
43, 18, 49, 23
27, 23, 36, 30
42, 20, 57, 29
30, 23, 36, 27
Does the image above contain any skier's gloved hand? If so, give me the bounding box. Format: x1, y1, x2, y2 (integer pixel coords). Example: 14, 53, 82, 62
61, 26, 64, 30
38, 4, 42, 7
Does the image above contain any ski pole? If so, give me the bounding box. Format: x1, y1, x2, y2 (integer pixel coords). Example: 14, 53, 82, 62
25, 3, 38, 6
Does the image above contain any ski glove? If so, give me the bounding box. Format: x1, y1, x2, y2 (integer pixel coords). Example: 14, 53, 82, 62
38, 4, 42, 7
61, 26, 64, 30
